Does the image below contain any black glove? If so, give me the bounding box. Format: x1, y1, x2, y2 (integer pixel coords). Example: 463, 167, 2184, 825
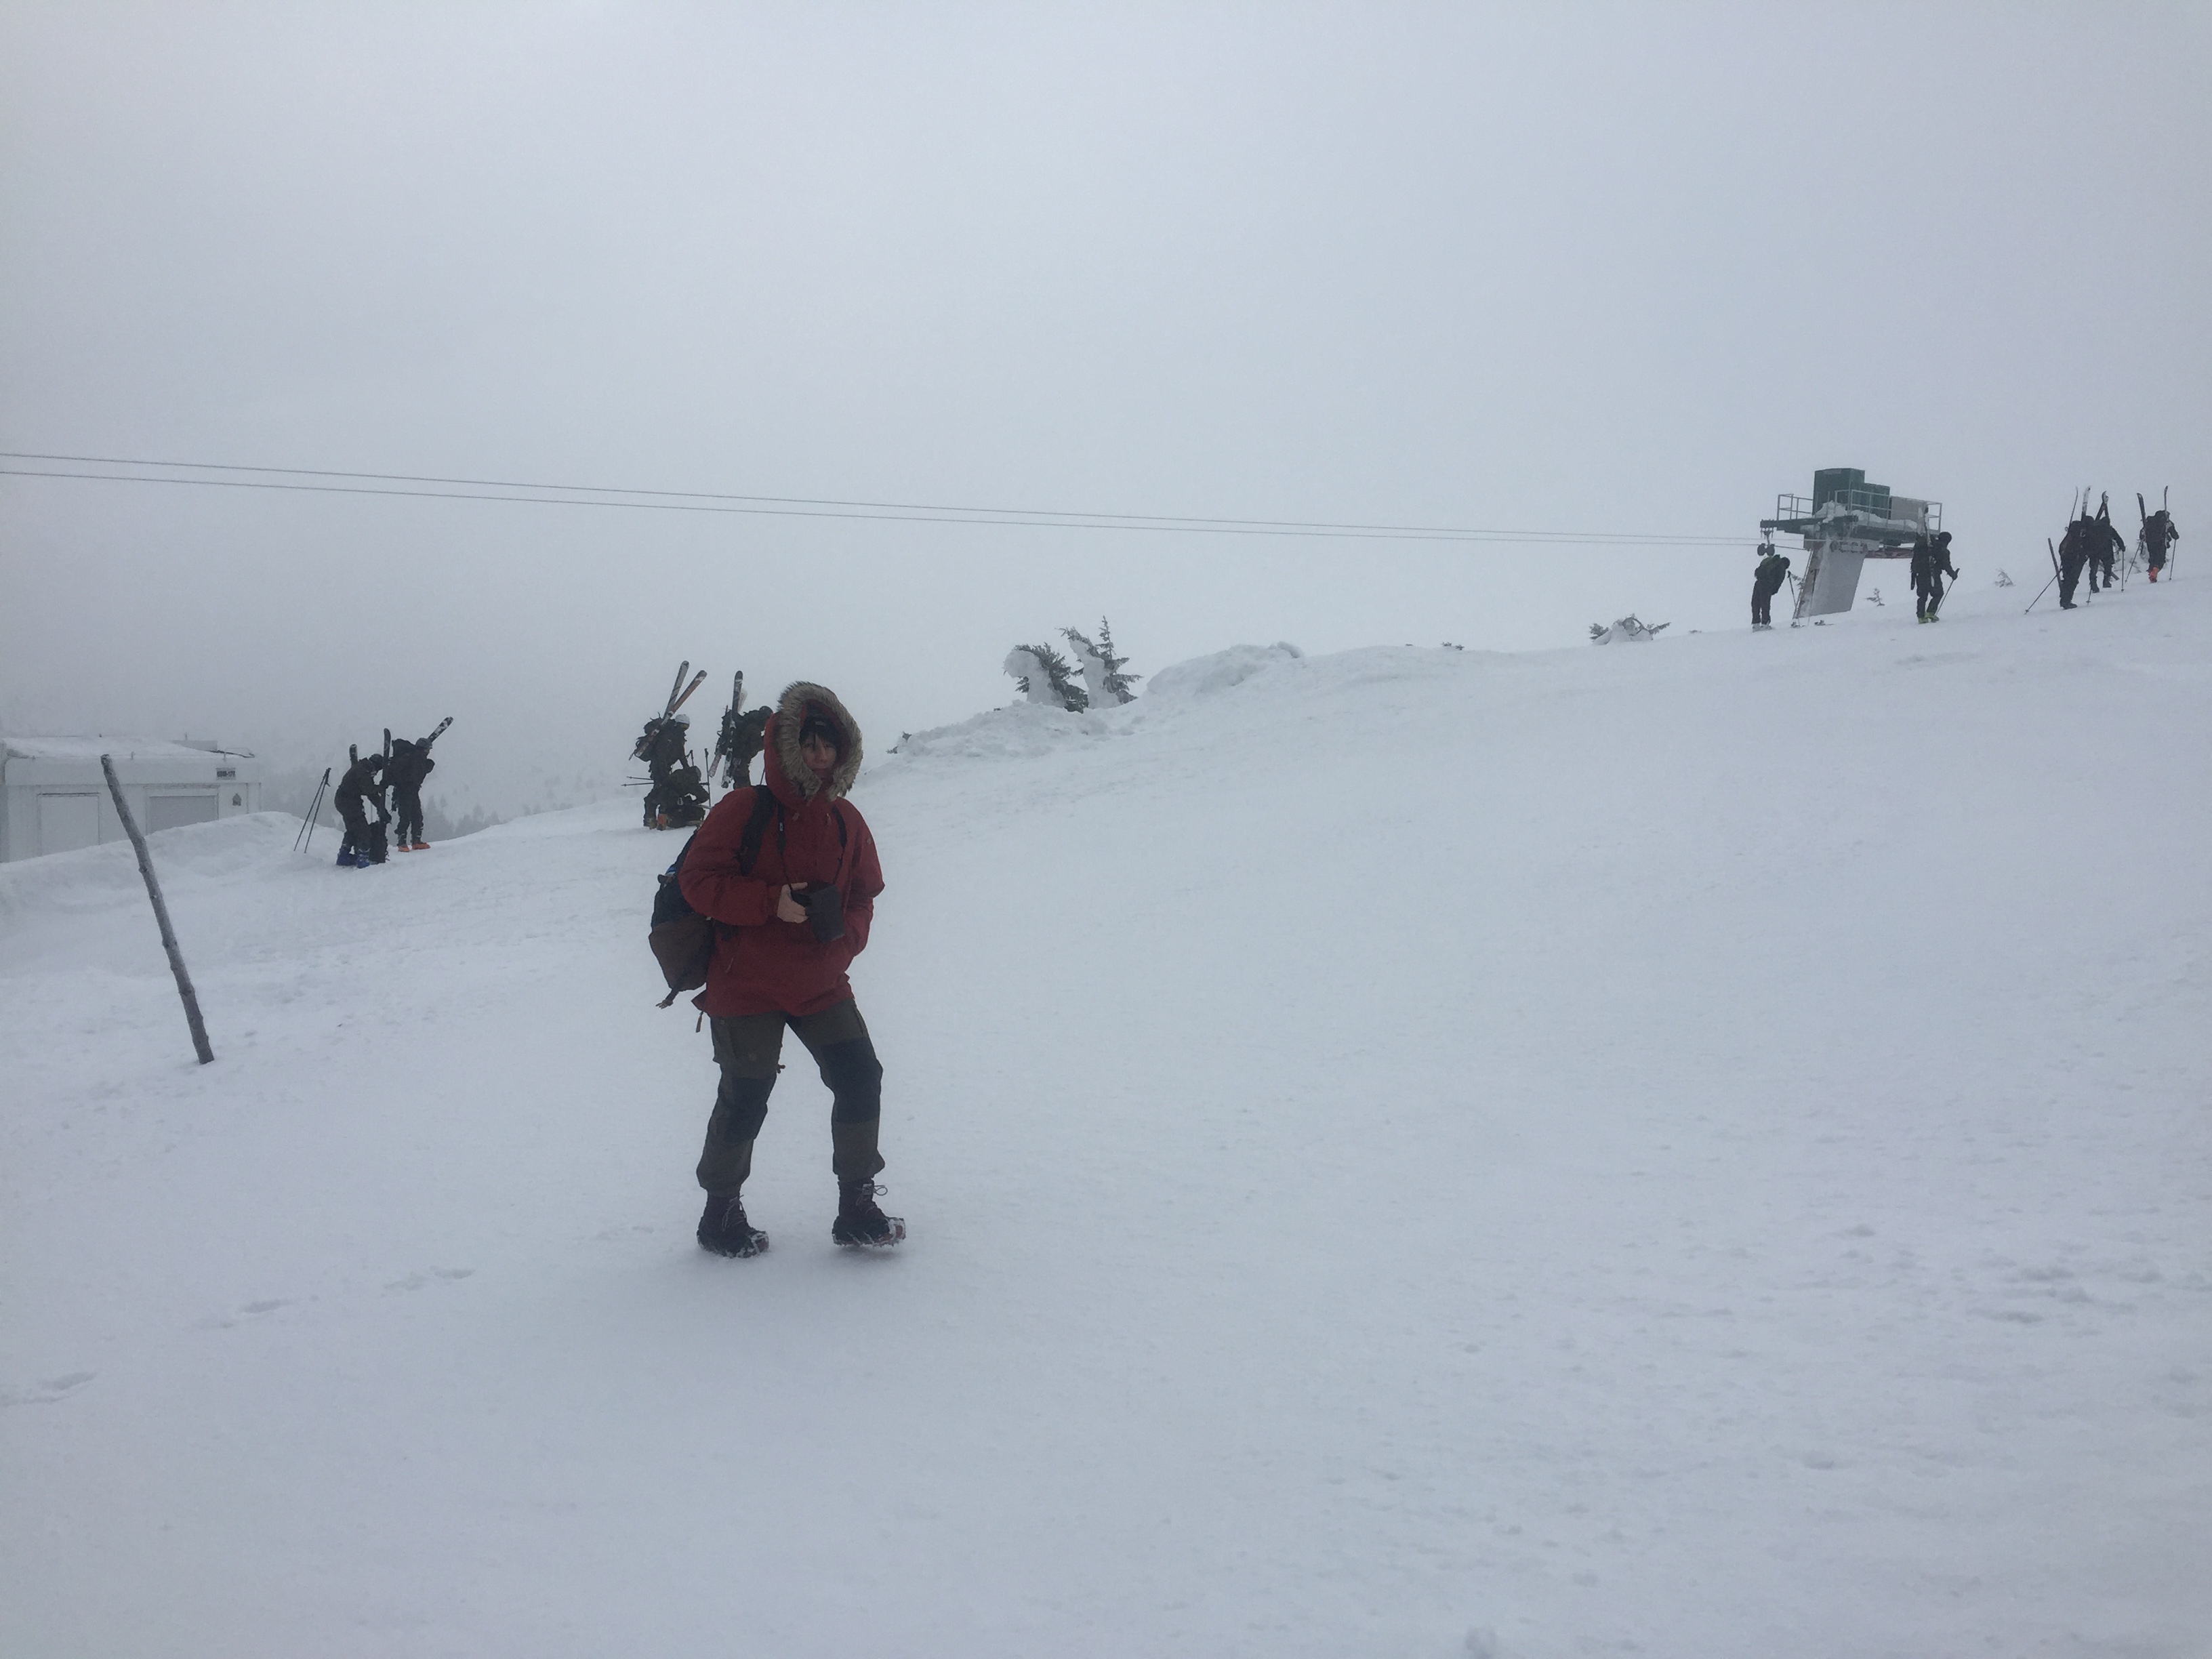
797, 884, 845, 943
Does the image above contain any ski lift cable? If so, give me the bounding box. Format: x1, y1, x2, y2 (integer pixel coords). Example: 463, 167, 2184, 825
5, 447, 1740, 540
0, 451, 1749, 549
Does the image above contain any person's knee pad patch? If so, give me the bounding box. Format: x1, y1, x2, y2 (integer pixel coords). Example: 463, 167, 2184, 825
712, 1073, 775, 1142
819, 1038, 883, 1124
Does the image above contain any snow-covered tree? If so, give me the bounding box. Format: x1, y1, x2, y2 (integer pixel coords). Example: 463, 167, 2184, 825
1062, 617, 1141, 705
1589, 615, 1668, 644
1003, 644, 1089, 711
1061, 628, 1112, 708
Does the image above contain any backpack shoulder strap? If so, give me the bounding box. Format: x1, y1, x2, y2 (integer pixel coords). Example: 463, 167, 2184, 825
664, 829, 698, 882
736, 787, 781, 876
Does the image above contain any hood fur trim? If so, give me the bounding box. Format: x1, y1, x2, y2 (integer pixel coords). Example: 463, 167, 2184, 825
771, 681, 863, 802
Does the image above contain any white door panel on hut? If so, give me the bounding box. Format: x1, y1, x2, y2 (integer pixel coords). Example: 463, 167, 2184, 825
1, 735, 262, 861
39, 792, 100, 855
145, 792, 220, 832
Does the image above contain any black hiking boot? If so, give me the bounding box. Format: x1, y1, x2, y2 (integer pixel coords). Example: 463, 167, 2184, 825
698, 1193, 768, 1258
832, 1180, 905, 1250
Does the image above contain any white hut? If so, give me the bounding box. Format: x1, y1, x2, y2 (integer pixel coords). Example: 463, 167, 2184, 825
0, 737, 264, 863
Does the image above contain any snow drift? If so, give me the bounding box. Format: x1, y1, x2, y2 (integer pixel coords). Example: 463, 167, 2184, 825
4, 577, 2208, 1658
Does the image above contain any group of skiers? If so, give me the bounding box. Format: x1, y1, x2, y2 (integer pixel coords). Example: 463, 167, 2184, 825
1752, 490, 2180, 626
1753, 530, 1958, 628
636, 710, 712, 830
331, 721, 449, 867
634, 663, 771, 830
2053, 492, 2179, 611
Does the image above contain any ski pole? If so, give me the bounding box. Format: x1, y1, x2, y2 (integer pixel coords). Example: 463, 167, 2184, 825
2026, 539, 2060, 614
295, 766, 331, 852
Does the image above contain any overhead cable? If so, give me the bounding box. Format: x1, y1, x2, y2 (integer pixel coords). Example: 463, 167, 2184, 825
0, 450, 1750, 549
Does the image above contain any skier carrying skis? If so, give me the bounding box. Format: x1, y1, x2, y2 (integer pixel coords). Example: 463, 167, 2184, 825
2057, 510, 2092, 610
712, 682, 772, 790
1910, 531, 1958, 623
333, 750, 388, 867
2142, 499, 2179, 582
386, 735, 436, 851
678, 682, 902, 1256
1751, 544, 1790, 629
638, 711, 693, 828
2090, 497, 2125, 592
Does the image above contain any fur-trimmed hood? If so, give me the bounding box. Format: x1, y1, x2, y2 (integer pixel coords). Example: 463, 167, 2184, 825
765, 680, 863, 804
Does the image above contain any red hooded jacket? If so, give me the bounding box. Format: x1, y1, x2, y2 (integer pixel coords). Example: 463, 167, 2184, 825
678, 682, 883, 1018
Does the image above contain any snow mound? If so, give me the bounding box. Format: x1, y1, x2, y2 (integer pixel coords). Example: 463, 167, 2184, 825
0, 811, 301, 930
1143, 640, 1304, 701
879, 642, 1314, 775
877, 699, 1114, 767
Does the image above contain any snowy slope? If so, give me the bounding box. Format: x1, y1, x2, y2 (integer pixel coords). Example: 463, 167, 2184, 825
4, 576, 2208, 1659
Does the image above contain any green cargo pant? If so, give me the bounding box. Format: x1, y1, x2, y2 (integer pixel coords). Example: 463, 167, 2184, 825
697, 1002, 886, 1196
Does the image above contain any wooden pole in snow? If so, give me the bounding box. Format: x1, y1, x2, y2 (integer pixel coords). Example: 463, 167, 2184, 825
100, 753, 215, 1065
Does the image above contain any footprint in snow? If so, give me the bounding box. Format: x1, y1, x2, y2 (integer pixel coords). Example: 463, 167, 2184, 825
0, 1371, 96, 1408
200, 1297, 295, 1329
384, 1267, 475, 1293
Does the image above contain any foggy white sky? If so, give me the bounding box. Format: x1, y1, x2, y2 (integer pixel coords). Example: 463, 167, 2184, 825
3, 4, 2205, 815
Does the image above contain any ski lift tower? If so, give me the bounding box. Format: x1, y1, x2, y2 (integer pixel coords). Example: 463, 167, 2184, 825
1761, 468, 1942, 620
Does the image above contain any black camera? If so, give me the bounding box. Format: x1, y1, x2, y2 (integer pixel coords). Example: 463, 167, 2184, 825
794, 884, 845, 943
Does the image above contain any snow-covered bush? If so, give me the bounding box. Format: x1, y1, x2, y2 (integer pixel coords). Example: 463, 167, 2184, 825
1062, 618, 1141, 706
1589, 616, 1668, 644
1003, 644, 1089, 711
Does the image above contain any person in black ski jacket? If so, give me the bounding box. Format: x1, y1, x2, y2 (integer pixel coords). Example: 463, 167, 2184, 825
2086, 499, 2125, 593
638, 712, 693, 827
2057, 514, 2091, 609
1751, 546, 1790, 628
386, 737, 436, 851
333, 753, 387, 867
2142, 504, 2178, 581
1910, 531, 1958, 622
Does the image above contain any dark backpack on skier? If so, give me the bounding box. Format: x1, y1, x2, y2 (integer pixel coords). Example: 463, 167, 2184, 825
648, 787, 783, 1007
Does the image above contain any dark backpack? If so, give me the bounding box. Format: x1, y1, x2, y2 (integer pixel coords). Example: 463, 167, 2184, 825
649, 787, 782, 1007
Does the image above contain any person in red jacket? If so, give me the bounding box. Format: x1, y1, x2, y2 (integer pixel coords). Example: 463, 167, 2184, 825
677, 681, 903, 1256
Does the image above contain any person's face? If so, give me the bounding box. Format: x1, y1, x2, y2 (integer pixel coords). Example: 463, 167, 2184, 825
801, 733, 840, 779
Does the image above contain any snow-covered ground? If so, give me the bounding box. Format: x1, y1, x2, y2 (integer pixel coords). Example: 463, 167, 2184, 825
5, 575, 2207, 1658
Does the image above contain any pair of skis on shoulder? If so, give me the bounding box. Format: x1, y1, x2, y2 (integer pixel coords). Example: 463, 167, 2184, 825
663, 661, 709, 720
350, 716, 457, 767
